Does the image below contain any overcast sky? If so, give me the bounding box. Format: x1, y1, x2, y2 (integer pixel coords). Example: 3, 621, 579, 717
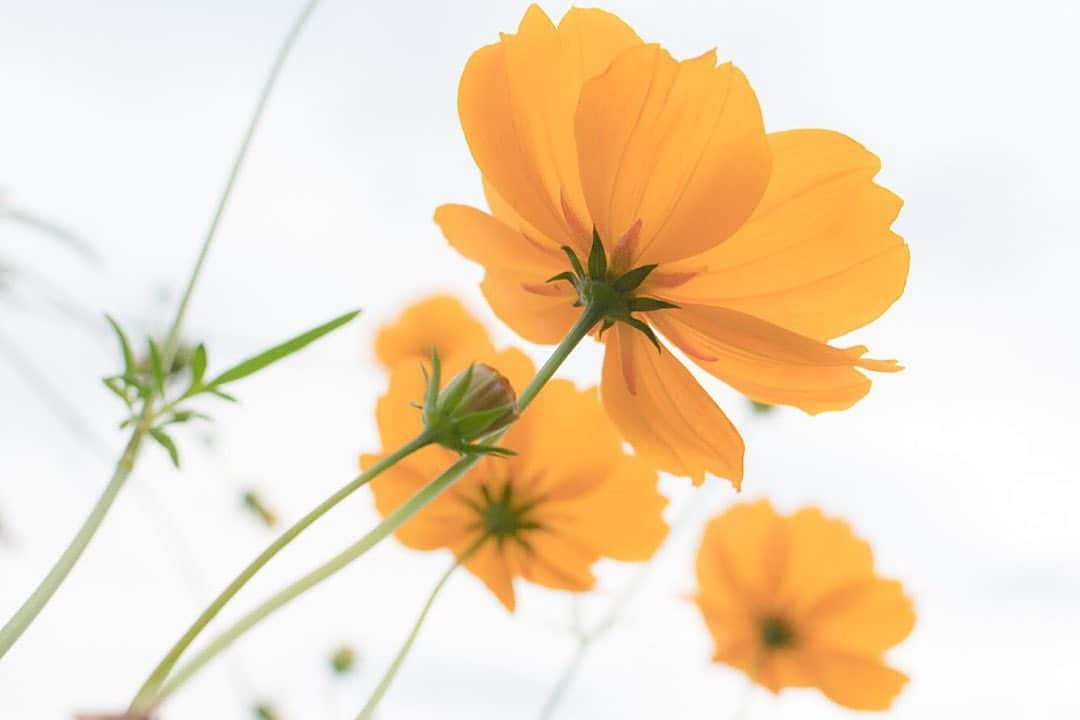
1, 1, 1077, 718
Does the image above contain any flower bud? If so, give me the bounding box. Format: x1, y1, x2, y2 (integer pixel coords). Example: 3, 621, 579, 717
425, 363, 518, 451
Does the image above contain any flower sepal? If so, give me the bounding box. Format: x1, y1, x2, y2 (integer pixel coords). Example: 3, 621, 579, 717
547, 229, 677, 353
420, 350, 519, 456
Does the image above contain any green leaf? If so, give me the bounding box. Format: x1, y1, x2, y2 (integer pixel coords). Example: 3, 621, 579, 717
440, 363, 474, 414
560, 246, 586, 279
105, 315, 135, 378
190, 344, 208, 387
628, 297, 679, 313
161, 410, 212, 426
207, 309, 360, 387
102, 376, 133, 408
587, 227, 607, 279
149, 428, 181, 468
624, 316, 664, 354
422, 348, 441, 423
455, 403, 513, 437
147, 338, 165, 396
545, 271, 579, 287
208, 387, 239, 403
464, 443, 518, 458
612, 264, 658, 293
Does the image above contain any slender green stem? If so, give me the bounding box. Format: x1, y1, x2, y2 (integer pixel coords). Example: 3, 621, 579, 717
144, 303, 605, 708
537, 479, 719, 719
0, 406, 152, 658
159, 0, 323, 366
517, 303, 603, 410
536, 634, 590, 720
356, 539, 484, 719
128, 432, 432, 712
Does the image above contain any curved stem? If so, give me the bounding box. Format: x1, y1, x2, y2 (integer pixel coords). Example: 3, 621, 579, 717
144, 303, 606, 708
159, 0, 323, 366
128, 432, 431, 712
0, 407, 152, 658
356, 540, 483, 719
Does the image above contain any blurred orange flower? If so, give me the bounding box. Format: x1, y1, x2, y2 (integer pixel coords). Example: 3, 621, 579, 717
436, 5, 908, 488
362, 298, 668, 611
694, 501, 915, 710
373, 294, 492, 370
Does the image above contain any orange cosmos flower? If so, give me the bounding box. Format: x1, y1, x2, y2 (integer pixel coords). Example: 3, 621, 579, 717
373, 294, 493, 370
362, 298, 668, 611
436, 5, 908, 488
694, 501, 915, 710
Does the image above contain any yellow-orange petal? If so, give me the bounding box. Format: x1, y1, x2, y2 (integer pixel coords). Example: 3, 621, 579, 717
696, 500, 785, 614
661, 129, 909, 341
435, 204, 566, 275
599, 324, 743, 486
517, 530, 597, 593
538, 453, 668, 562
373, 294, 493, 371
806, 651, 909, 710
652, 304, 900, 414
362, 451, 471, 551
505, 380, 626, 501
458, 6, 641, 254
576, 44, 770, 265
463, 538, 518, 612
774, 508, 875, 614
479, 273, 581, 345
804, 578, 915, 655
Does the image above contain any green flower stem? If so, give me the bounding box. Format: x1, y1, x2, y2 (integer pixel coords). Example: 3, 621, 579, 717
0, 405, 153, 658
142, 302, 606, 708
158, 0, 323, 367
128, 432, 432, 712
356, 539, 483, 720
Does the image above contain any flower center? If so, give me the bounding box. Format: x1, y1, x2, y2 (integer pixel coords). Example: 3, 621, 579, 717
759, 616, 795, 649
475, 482, 540, 544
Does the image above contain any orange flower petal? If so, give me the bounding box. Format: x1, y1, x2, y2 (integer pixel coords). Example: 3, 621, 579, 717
804, 578, 915, 654
373, 294, 493, 370
806, 651, 909, 710
696, 500, 785, 614
362, 452, 471, 551
458, 6, 641, 254
775, 508, 875, 614
435, 203, 565, 274
652, 303, 900, 414
576, 44, 769, 265
600, 324, 743, 486
517, 530, 597, 592
505, 380, 626, 500
538, 453, 668, 561
756, 650, 817, 694
479, 273, 581, 345
433, 203, 579, 344
662, 129, 909, 340
463, 538, 517, 612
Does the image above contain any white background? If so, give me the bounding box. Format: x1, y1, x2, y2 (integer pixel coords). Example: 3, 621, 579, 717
1, 1, 1077, 718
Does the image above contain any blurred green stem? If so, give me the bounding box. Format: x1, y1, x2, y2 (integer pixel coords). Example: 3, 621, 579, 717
356, 540, 483, 719
159, 0, 324, 367
0, 405, 153, 658
140, 302, 605, 709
